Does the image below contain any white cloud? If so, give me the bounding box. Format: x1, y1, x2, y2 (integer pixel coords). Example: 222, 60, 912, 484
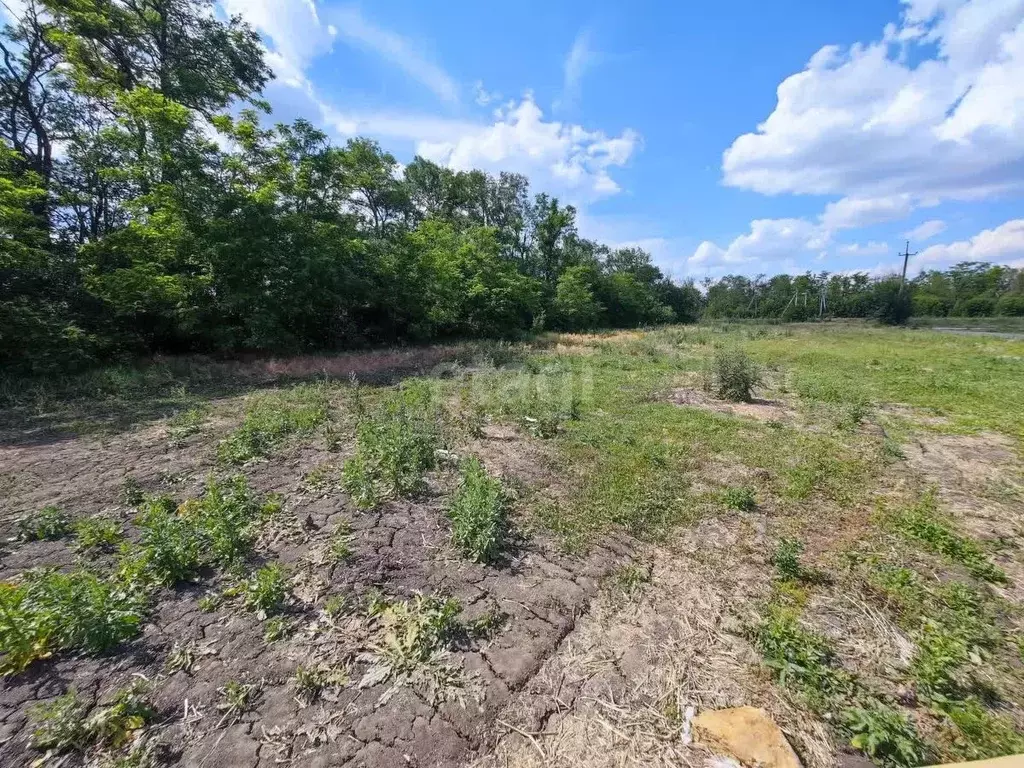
688, 218, 825, 273
330, 5, 459, 103
904, 219, 948, 241
819, 194, 914, 231
415, 95, 640, 200
917, 218, 1024, 266
220, 0, 335, 89
559, 29, 598, 109
474, 81, 501, 106
837, 241, 892, 257
722, 0, 1024, 207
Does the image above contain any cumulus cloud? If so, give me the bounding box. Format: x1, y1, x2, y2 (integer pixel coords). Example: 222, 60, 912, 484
917, 218, 1024, 266
722, 0, 1024, 207
416, 96, 640, 200
819, 195, 915, 231
837, 241, 892, 257
905, 219, 948, 241
688, 219, 826, 272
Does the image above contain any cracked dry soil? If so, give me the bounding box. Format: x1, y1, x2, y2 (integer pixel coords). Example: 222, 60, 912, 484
0, 412, 633, 768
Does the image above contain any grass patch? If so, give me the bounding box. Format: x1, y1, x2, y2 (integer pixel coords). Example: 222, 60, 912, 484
445, 457, 509, 563
843, 702, 930, 768
217, 385, 328, 465
889, 492, 1005, 583
236, 563, 288, 618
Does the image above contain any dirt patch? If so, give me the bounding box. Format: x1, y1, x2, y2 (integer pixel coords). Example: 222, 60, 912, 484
0, 405, 633, 767
471, 515, 836, 768
670, 388, 797, 424
901, 430, 1024, 600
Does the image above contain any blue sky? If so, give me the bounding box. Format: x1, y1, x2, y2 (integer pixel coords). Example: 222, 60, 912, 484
224, 2, 1020, 278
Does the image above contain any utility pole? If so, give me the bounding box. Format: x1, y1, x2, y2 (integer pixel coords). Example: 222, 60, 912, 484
899, 240, 918, 294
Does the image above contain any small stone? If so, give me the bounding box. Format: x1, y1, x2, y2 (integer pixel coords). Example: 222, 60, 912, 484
895, 685, 917, 707
693, 706, 801, 768
303, 514, 318, 530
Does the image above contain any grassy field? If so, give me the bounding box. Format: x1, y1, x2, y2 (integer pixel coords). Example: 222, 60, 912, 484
1, 322, 1023, 767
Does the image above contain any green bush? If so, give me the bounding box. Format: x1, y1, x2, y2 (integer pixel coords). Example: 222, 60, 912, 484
446, 457, 508, 563
952, 296, 996, 317
134, 496, 205, 586
709, 348, 762, 402
995, 294, 1024, 317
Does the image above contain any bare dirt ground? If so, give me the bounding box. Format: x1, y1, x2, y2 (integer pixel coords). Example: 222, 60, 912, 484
0, 390, 631, 767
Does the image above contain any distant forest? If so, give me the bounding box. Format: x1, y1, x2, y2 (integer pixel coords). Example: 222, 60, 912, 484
2, 2, 1022, 376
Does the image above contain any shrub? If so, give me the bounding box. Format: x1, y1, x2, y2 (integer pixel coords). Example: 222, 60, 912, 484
16, 505, 72, 541
995, 294, 1024, 317
952, 297, 996, 318
709, 348, 762, 402
874, 279, 912, 325
445, 458, 508, 563
843, 702, 929, 768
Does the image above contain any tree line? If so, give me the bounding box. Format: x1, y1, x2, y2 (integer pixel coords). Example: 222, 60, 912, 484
703, 263, 1024, 323
0, 0, 701, 375
2, 2, 1021, 377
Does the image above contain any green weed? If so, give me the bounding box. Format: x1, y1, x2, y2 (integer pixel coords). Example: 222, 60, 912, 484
752, 604, 851, 708
771, 538, 807, 582
293, 663, 348, 707
119, 476, 145, 507
342, 385, 441, 509
891, 493, 1005, 583
445, 457, 508, 563
74, 516, 123, 555
722, 486, 756, 511
29, 690, 90, 753
708, 347, 762, 402
217, 386, 328, 465
217, 680, 259, 725
167, 404, 209, 443
843, 702, 929, 768
29, 682, 154, 758
371, 594, 462, 673
263, 616, 290, 643
239, 564, 288, 618
16, 505, 72, 541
